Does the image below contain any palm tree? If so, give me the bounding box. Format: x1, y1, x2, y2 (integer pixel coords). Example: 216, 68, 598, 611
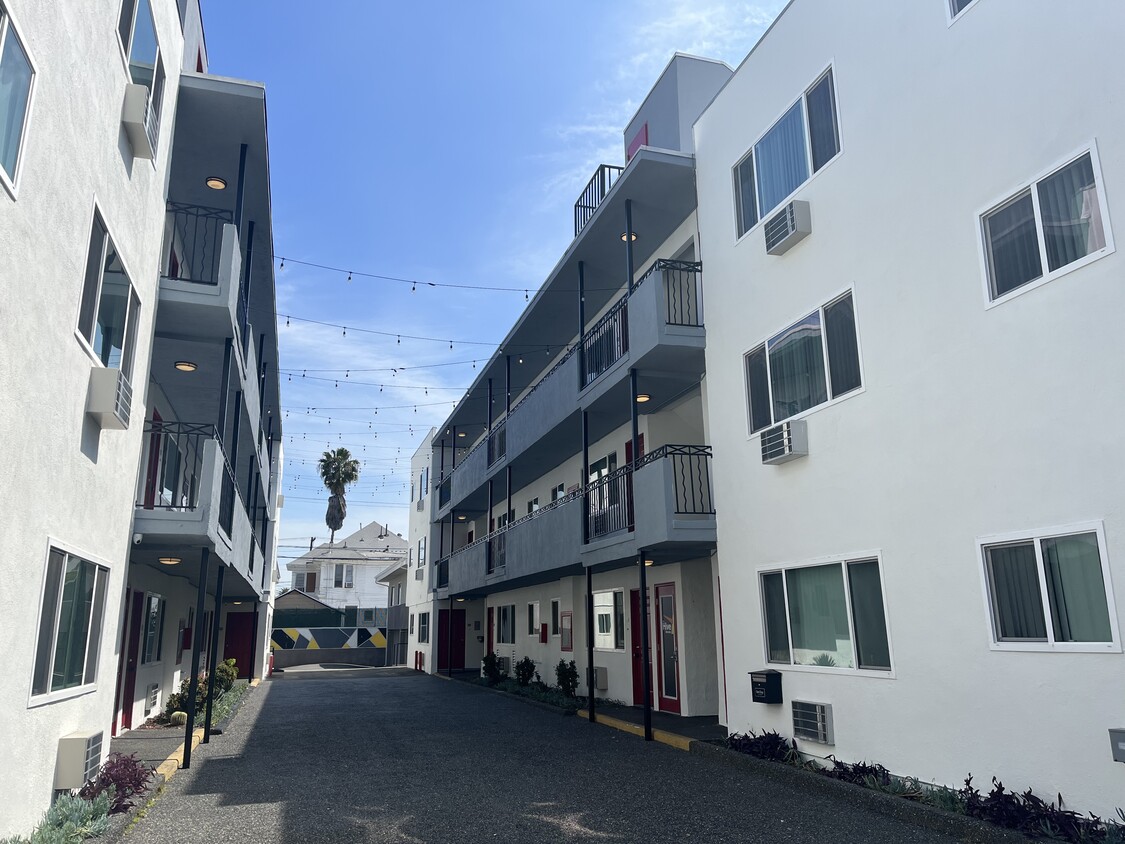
317, 447, 360, 544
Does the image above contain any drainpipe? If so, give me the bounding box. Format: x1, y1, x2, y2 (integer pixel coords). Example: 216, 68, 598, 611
586, 565, 596, 723
182, 548, 210, 769
639, 552, 653, 741
202, 564, 226, 743
447, 596, 454, 678
577, 261, 585, 389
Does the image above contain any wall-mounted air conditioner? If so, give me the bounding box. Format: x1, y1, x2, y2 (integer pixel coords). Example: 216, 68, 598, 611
761, 419, 807, 465
121, 83, 156, 160
144, 683, 160, 717
86, 366, 132, 430
764, 200, 811, 255
792, 701, 834, 745
55, 731, 103, 790
497, 656, 511, 675
590, 666, 608, 690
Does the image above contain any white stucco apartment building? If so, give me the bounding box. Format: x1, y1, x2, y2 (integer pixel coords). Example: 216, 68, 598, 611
405, 429, 437, 670
694, 0, 1125, 817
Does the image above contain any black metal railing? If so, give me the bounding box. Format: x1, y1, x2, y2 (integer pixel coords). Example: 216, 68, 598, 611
487, 531, 506, 574
574, 164, 624, 237
586, 465, 634, 540
438, 476, 451, 509
581, 297, 629, 388
638, 444, 715, 515
635, 259, 704, 327
162, 203, 233, 285
137, 421, 213, 510
487, 421, 507, 467
435, 558, 449, 589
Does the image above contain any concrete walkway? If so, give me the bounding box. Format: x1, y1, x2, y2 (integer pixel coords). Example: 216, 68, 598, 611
121, 668, 971, 843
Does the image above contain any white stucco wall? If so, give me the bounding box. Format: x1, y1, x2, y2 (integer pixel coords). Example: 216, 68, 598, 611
694, 0, 1125, 816
0, 0, 185, 833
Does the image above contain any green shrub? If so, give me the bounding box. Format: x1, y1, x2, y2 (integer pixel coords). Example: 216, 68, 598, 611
481, 651, 504, 685
513, 657, 536, 686
213, 658, 238, 695
554, 659, 579, 697
2, 792, 115, 844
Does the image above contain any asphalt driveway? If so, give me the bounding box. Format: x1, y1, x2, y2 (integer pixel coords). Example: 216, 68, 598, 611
121, 667, 972, 843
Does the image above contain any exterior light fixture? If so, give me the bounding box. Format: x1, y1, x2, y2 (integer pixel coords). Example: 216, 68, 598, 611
455, 597, 466, 602
457, 431, 466, 438
158, 556, 181, 565
620, 231, 638, 242
205, 176, 227, 190
644, 559, 654, 566
174, 361, 198, 372
457, 514, 466, 521
635, 393, 651, 403
232, 601, 243, 605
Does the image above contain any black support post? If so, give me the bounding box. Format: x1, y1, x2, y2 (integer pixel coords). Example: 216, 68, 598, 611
505, 466, 512, 527
233, 143, 248, 237
581, 411, 590, 545
577, 261, 586, 388
216, 338, 233, 442
586, 565, 596, 722
505, 355, 511, 413
202, 564, 226, 743
451, 427, 457, 470
487, 378, 493, 431
630, 368, 640, 465
624, 199, 635, 287
447, 596, 454, 678
639, 552, 653, 741
182, 548, 210, 769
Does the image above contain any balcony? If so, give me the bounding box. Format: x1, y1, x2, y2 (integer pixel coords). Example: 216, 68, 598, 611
581, 297, 629, 389
133, 421, 264, 583
574, 164, 624, 237
487, 421, 507, 467
386, 603, 408, 630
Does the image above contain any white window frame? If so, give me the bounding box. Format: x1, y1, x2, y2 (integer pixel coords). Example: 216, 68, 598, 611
978, 143, 1114, 309
527, 497, 539, 515
946, 0, 982, 25
593, 589, 625, 652
550, 598, 561, 637
417, 538, 426, 567
755, 552, 896, 678
140, 593, 165, 664
550, 483, 565, 502
409, 613, 414, 635
496, 604, 516, 645
115, 0, 165, 160
0, 2, 37, 199
28, 538, 113, 707
527, 601, 540, 637
743, 285, 865, 439
732, 63, 842, 243
977, 521, 1120, 654
418, 612, 430, 644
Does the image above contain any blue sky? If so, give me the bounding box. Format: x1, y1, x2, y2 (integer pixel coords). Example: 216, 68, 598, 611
199, 0, 785, 576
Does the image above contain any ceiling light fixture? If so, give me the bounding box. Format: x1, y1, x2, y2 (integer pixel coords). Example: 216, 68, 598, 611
232, 601, 243, 605
158, 556, 181, 565
457, 431, 466, 438
205, 176, 227, 190
174, 361, 198, 372
457, 514, 466, 521
644, 559, 654, 566
620, 231, 638, 242
635, 393, 651, 403
455, 597, 466, 602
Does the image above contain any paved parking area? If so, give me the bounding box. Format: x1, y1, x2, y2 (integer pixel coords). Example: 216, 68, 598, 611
121, 668, 970, 843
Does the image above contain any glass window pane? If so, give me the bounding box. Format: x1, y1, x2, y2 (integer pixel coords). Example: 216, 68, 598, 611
986, 543, 1047, 640
847, 560, 891, 670
824, 293, 862, 397
593, 592, 613, 648
768, 311, 828, 421
83, 567, 108, 685
951, 0, 974, 15
1037, 154, 1106, 273
613, 591, 625, 650
78, 215, 107, 343
755, 101, 809, 217
984, 191, 1042, 299
118, 0, 138, 52
785, 564, 853, 668
93, 240, 131, 369
1042, 533, 1112, 643
0, 21, 34, 182
745, 345, 772, 433
806, 70, 840, 172
32, 550, 66, 696
52, 556, 95, 691
128, 0, 158, 90
762, 572, 790, 663
735, 153, 758, 236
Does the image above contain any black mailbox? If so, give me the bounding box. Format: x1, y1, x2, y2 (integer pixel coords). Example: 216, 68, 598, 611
750, 669, 782, 704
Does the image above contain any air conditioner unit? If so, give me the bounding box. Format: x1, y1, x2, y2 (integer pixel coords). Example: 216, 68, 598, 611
144, 683, 160, 717
416, 499, 425, 512
55, 731, 103, 790
121, 83, 156, 160
86, 366, 133, 430
414, 568, 424, 581
792, 701, 834, 745
761, 419, 807, 464
764, 200, 811, 255
588, 666, 608, 691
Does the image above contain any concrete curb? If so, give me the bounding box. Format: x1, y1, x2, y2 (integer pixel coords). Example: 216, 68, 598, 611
438, 673, 578, 716
576, 710, 693, 751
690, 742, 1027, 844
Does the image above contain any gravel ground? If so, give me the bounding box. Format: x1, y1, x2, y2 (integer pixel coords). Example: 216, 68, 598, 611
122, 668, 972, 843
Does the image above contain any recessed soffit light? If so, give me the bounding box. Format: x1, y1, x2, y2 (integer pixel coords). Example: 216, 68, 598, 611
205, 176, 227, 190
635, 393, 651, 403
159, 556, 181, 565
174, 361, 198, 372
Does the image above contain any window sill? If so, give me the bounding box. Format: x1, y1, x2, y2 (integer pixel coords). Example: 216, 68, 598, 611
27, 682, 99, 709
747, 385, 866, 442
983, 246, 1115, 310
989, 641, 1121, 654
767, 663, 895, 680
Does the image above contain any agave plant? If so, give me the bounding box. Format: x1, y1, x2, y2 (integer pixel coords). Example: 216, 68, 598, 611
317, 447, 360, 543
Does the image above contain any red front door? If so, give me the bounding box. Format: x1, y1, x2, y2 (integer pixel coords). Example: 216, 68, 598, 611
486, 607, 494, 654
630, 589, 650, 706
437, 608, 466, 670
118, 590, 145, 730
223, 611, 255, 679
654, 583, 681, 713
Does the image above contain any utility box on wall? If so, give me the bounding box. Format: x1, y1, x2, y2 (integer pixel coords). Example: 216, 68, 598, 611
1110, 729, 1125, 763
750, 669, 783, 704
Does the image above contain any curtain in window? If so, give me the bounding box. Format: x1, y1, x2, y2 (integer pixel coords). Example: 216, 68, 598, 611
806, 71, 840, 172
755, 102, 808, 217
745, 345, 772, 432
987, 544, 1046, 640
1042, 533, 1112, 642
0, 23, 33, 180
736, 154, 758, 235
768, 312, 827, 421
1037, 154, 1106, 272
762, 572, 790, 662
786, 564, 853, 668
824, 294, 862, 397
985, 192, 1042, 298
847, 560, 890, 669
